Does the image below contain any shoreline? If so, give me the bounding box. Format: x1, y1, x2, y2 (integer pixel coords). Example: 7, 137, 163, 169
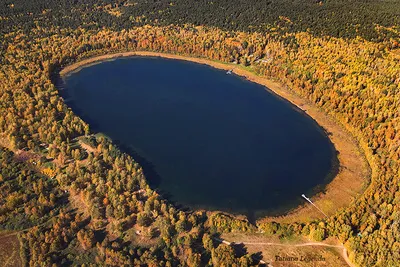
59, 51, 370, 223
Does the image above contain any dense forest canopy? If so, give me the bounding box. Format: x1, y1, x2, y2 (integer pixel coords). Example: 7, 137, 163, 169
1, 0, 400, 42
0, 0, 399, 266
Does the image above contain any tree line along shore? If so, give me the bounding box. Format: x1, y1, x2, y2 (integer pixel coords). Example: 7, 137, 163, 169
59, 50, 368, 223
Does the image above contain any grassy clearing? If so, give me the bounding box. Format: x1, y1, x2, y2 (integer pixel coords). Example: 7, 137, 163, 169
222, 233, 349, 267
254, 243, 345, 267
0, 233, 22, 267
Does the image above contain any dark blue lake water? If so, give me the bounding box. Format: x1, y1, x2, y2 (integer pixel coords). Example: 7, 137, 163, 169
61, 57, 337, 220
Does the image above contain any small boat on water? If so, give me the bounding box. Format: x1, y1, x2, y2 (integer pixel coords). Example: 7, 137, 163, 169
226, 69, 233, 75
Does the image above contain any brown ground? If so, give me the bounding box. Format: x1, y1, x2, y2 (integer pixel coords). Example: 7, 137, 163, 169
79, 141, 98, 155
0, 233, 22, 267
222, 233, 351, 267
124, 227, 159, 248
14, 150, 40, 163
254, 244, 346, 267
68, 191, 92, 219
0, 134, 11, 150
62, 51, 370, 223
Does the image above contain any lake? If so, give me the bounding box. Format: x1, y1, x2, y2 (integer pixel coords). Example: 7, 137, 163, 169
60, 56, 337, 220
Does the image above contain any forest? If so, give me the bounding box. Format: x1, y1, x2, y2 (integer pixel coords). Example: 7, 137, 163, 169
0, 0, 399, 266
1, 0, 399, 42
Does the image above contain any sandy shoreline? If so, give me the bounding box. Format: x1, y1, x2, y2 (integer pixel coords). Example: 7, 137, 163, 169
59, 51, 369, 223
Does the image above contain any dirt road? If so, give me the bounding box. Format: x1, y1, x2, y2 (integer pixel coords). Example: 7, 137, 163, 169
216, 237, 355, 267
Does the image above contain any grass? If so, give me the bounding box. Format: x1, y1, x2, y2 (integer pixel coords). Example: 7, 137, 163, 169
222, 233, 348, 267
257, 244, 345, 267
0, 233, 22, 267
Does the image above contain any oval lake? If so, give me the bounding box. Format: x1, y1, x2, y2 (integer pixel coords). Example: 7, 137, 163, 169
60, 56, 337, 220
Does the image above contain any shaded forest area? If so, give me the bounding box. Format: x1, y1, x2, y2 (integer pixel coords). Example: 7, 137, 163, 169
1, 0, 400, 42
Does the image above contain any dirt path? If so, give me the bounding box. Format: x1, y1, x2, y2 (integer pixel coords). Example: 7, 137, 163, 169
218, 236, 355, 267
243, 241, 354, 267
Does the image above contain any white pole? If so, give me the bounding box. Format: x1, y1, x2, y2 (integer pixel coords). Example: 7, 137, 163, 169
301, 194, 328, 218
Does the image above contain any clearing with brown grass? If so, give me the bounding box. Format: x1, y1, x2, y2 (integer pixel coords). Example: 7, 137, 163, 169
0, 233, 22, 267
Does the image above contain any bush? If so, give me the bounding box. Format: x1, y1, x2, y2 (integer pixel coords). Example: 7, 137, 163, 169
310, 228, 326, 241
